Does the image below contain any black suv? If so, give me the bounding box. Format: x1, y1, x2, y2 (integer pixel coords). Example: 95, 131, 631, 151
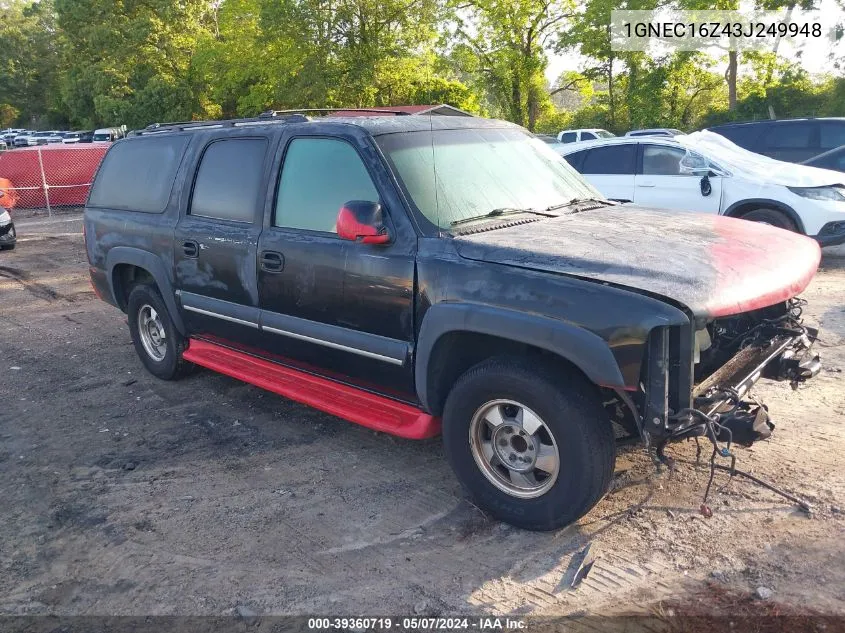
85, 113, 821, 530
708, 118, 845, 163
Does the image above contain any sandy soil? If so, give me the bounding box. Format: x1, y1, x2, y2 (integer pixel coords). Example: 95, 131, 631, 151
0, 210, 843, 618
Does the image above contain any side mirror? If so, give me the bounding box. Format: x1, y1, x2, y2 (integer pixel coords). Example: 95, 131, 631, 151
336, 200, 390, 245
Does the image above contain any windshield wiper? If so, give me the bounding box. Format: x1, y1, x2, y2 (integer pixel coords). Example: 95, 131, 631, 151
543, 197, 612, 213
450, 207, 551, 227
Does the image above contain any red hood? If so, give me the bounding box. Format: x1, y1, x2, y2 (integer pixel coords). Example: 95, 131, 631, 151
454, 206, 821, 319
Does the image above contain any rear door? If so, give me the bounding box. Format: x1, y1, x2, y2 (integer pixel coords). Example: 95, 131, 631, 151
634, 144, 722, 213
255, 129, 418, 398
578, 144, 637, 202
173, 132, 273, 346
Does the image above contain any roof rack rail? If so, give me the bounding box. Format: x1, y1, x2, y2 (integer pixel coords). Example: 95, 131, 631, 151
260, 108, 412, 116
131, 112, 311, 136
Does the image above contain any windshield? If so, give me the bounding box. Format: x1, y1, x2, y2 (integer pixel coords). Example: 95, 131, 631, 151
596, 130, 615, 138
93, 133, 111, 141
376, 128, 602, 230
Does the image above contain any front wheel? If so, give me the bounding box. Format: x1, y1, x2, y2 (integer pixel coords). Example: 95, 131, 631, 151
740, 208, 797, 232
442, 357, 615, 531
127, 284, 191, 380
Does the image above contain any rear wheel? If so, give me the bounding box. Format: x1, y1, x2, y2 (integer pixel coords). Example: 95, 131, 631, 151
740, 208, 798, 232
127, 284, 191, 380
442, 357, 615, 531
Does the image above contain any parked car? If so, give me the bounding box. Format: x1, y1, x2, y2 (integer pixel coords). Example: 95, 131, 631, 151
556, 128, 615, 143
559, 132, 845, 246
625, 128, 684, 137
802, 145, 845, 173
84, 114, 821, 531
0, 139, 7, 151
707, 117, 845, 163
27, 131, 64, 145
13, 132, 37, 147
62, 131, 94, 144
0, 208, 15, 249
92, 127, 124, 142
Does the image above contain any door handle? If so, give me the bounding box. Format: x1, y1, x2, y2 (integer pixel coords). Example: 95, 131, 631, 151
260, 251, 285, 272
638, 181, 656, 188
183, 240, 199, 258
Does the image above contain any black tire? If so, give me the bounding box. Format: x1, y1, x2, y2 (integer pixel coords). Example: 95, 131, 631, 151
126, 284, 191, 380
740, 208, 798, 232
0, 244, 14, 250
442, 356, 615, 531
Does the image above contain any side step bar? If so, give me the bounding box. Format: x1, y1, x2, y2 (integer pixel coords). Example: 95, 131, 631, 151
182, 338, 441, 440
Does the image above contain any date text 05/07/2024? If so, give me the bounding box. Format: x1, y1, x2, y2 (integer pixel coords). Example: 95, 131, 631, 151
307, 617, 528, 630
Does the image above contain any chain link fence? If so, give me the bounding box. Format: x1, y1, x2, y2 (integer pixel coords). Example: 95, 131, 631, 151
0, 145, 109, 215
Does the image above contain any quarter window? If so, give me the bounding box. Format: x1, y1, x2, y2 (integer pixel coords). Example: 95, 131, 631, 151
819, 121, 845, 150
275, 138, 379, 233
190, 138, 267, 223
560, 132, 577, 143
580, 145, 636, 175
88, 136, 188, 213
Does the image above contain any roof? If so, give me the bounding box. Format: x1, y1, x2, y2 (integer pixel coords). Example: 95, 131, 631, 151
709, 117, 845, 128
328, 104, 473, 117
132, 113, 517, 138
556, 136, 679, 154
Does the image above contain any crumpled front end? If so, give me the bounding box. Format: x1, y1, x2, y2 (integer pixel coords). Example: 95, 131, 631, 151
639, 298, 819, 451
0, 209, 15, 247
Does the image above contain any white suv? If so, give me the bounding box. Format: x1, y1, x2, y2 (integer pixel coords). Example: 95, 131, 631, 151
556, 128, 615, 143
558, 131, 845, 247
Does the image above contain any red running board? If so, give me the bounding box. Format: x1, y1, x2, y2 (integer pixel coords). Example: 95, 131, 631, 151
182, 338, 441, 440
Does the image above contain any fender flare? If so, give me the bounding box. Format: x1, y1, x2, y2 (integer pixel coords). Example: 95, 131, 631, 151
414, 303, 626, 413
722, 198, 806, 234
105, 247, 186, 335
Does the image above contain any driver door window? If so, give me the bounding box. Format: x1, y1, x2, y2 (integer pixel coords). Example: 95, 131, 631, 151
635, 144, 722, 214
274, 138, 379, 233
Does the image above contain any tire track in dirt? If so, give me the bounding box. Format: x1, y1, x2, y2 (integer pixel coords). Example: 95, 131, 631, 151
0, 265, 72, 303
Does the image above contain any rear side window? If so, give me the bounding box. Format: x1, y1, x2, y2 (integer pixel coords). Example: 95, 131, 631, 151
88, 136, 188, 212
190, 138, 267, 223
712, 124, 765, 149
274, 138, 379, 233
580, 145, 636, 174
560, 132, 576, 143
819, 121, 845, 150
763, 122, 813, 149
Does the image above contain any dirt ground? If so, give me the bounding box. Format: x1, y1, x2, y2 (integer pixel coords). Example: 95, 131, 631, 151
0, 209, 843, 619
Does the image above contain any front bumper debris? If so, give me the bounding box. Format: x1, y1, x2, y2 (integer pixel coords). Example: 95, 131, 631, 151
668, 326, 819, 446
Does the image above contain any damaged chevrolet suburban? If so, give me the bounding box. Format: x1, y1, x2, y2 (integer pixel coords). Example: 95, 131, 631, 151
84, 114, 821, 530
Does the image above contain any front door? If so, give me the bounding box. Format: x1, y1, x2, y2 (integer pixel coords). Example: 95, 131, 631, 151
256, 132, 417, 399
174, 135, 271, 346
634, 144, 722, 214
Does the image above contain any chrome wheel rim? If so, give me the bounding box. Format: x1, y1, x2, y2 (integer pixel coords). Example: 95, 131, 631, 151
138, 304, 167, 362
469, 399, 560, 499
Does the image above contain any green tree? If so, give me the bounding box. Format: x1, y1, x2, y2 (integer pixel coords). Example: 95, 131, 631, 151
448, 0, 575, 130
55, 0, 217, 128
0, 0, 62, 126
